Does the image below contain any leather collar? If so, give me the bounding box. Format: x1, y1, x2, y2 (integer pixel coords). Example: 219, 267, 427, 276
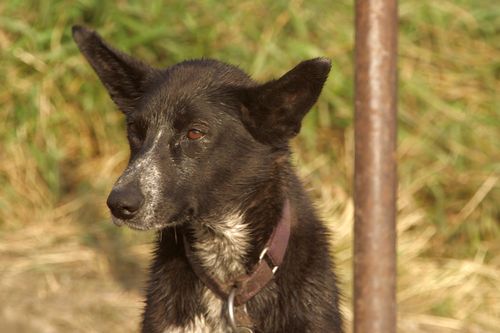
183, 199, 292, 307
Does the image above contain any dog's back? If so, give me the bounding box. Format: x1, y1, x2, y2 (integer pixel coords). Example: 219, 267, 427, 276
73, 25, 343, 333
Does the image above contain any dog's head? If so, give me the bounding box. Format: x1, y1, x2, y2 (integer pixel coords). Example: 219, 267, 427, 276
72, 25, 330, 230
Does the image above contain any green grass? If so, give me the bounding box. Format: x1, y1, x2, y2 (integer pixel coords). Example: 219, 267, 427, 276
0, 1, 498, 332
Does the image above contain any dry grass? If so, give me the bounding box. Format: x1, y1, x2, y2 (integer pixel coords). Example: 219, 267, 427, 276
0, 0, 499, 332
296, 151, 500, 333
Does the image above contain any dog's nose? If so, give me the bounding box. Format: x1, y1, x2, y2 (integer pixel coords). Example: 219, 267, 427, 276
106, 185, 144, 220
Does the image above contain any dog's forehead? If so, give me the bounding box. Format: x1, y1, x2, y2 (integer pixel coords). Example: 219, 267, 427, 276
140, 59, 253, 124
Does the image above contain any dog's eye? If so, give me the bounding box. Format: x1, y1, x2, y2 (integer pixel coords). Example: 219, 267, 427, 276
187, 129, 205, 140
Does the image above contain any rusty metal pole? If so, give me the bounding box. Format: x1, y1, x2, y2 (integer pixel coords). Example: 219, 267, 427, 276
354, 0, 398, 333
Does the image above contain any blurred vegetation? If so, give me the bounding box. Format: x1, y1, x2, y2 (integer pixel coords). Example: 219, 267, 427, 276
0, 0, 498, 332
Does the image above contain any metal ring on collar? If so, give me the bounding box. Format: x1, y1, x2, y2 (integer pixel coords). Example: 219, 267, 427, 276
227, 287, 238, 331
227, 287, 253, 333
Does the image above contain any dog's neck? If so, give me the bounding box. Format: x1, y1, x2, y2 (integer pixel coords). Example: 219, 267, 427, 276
186, 193, 284, 284
184, 158, 289, 284
188, 210, 251, 282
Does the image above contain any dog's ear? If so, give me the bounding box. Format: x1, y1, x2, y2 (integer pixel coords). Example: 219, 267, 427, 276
72, 25, 156, 114
239, 58, 331, 145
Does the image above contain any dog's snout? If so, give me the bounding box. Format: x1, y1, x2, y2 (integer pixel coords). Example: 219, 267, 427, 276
107, 184, 144, 220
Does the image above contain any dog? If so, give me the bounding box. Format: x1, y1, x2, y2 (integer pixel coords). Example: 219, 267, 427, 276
73, 25, 343, 333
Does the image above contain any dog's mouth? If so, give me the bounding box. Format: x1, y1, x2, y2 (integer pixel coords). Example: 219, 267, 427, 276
111, 217, 187, 231
110, 206, 196, 231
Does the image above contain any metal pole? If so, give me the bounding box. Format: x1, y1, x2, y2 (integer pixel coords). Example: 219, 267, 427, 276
354, 0, 398, 333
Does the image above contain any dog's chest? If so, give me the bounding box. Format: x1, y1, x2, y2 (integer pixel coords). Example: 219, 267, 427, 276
164, 212, 250, 332
162, 290, 228, 333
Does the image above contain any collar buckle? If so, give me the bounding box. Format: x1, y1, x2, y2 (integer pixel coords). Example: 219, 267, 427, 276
259, 247, 279, 274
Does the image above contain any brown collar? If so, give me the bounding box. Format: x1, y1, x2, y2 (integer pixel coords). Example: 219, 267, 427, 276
183, 199, 292, 307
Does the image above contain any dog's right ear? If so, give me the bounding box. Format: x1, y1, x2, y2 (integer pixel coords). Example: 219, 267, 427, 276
238, 58, 331, 145
72, 25, 156, 114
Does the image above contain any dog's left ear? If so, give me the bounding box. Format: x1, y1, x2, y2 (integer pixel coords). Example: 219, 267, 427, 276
239, 58, 331, 144
72, 25, 157, 115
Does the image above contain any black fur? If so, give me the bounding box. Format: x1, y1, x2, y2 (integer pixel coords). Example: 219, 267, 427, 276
73, 25, 343, 333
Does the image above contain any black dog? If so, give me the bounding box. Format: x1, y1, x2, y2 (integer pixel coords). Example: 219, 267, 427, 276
73, 25, 343, 333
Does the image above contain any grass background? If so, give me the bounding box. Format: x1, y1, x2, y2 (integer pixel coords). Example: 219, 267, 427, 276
0, 0, 498, 332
